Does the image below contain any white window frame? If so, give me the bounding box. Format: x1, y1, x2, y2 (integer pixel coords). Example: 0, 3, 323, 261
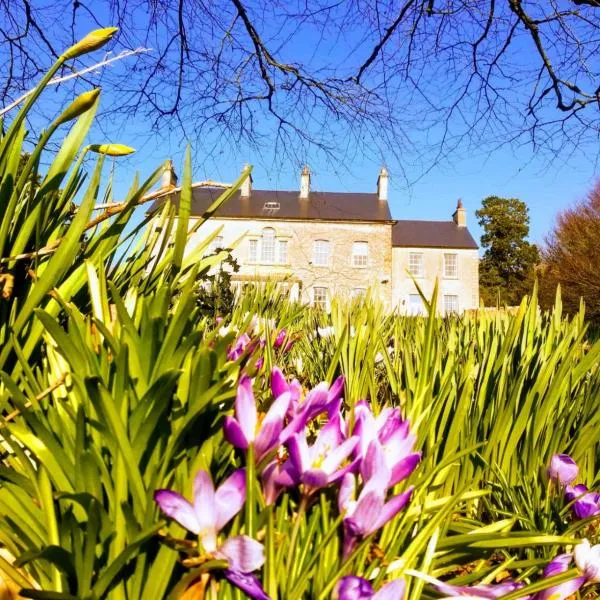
313, 240, 330, 266
408, 253, 424, 277
278, 239, 288, 264
352, 241, 368, 267
444, 253, 458, 279
248, 238, 258, 263
312, 286, 328, 310
444, 294, 459, 315
261, 228, 276, 263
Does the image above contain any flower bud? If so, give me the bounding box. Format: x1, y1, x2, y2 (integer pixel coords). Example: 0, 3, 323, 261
547, 453, 579, 485
56, 89, 101, 125
90, 144, 135, 156
63, 27, 118, 60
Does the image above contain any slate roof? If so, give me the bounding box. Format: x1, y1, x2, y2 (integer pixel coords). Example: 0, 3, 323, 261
392, 220, 478, 249
155, 187, 393, 222
154, 187, 478, 249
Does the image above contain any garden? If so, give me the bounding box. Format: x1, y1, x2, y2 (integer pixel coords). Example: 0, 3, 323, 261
1, 29, 600, 600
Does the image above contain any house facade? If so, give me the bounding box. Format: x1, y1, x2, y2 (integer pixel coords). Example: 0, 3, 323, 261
166, 165, 479, 314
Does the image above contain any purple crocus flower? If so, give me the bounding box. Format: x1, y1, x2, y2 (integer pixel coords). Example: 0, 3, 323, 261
574, 539, 600, 582
224, 375, 291, 462
271, 368, 302, 410
281, 413, 359, 494
528, 552, 585, 600
274, 329, 287, 348
335, 576, 405, 599
278, 375, 345, 443
565, 483, 600, 519
339, 472, 413, 558
353, 400, 421, 488
154, 469, 270, 599
435, 580, 527, 599
228, 333, 252, 361
547, 454, 579, 486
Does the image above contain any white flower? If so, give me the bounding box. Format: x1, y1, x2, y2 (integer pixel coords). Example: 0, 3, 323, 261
574, 539, 600, 582
317, 326, 335, 338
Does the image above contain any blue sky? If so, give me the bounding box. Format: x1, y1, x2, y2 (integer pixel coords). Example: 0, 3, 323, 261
19, 2, 599, 250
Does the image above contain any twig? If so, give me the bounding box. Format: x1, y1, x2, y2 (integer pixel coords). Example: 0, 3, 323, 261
0, 48, 152, 117
1, 180, 232, 264
2, 374, 68, 425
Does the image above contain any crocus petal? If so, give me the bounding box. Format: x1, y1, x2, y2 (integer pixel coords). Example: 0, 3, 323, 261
193, 470, 218, 550
547, 454, 578, 486
153, 490, 200, 534
543, 553, 572, 577
565, 483, 588, 503
215, 469, 246, 531
218, 535, 265, 572
435, 580, 526, 599
574, 539, 600, 582
236, 376, 258, 443
271, 367, 288, 399
372, 487, 413, 532
339, 473, 357, 514
335, 575, 374, 599
302, 469, 330, 489
224, 416, 250, 450
254, 392, 291, 460
328, 375, 345, 403
389, 453, 421, 486
262, 460, 284, 505
532, 576, 586, 600
361, 440, 391, 490
321, 436, 360, 475
347, 491, 384, 536
223, 570, 271, 600
287, 432, 310, 475
372, 579, 405, 600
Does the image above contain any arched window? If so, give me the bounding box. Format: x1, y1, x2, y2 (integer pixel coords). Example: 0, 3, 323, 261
261, 227, 276, 262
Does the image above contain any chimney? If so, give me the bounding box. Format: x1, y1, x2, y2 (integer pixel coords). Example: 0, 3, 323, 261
453, 198, 467, 227
377, 166, 389, 201
241, 163, 253, 197
300, 165, 311, 198
161, 159, 178, 190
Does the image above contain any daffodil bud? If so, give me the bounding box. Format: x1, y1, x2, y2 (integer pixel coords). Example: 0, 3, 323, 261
90, 144, 135, 156
63, 27, 118, 60
55, 89, 101, 125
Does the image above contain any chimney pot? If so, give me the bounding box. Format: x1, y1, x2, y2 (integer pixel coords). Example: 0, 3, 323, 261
377, 166, 389, 201
241, 163, 253, 197
161, 159, 178, 189
300, 165, 311, 198
453, 198, 467, 227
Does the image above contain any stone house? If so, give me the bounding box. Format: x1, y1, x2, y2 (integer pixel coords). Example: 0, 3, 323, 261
163, 165, 479, 314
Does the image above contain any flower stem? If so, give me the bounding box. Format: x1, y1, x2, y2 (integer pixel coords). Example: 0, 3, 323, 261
286, 495, 308, 595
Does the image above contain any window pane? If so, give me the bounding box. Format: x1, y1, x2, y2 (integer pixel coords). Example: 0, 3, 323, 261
408, 253, 423, 277
444, 253, 458, 278
210, 235, 224, 253
313, 240, 330, 265
408, 293, 425, 315
261, 228, 275, 262
248, 239, 257, 262
312, 286, 328, 309
444, 294, 459, 314
352, 241, 368, 267
278, 240, 288, 264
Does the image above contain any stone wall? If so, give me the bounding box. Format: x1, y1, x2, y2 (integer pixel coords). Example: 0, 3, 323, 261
391, 246, 479, 314
187, 217, 394, 307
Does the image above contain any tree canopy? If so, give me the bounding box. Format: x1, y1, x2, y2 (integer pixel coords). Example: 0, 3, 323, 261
2, 1, 600, 169
476, 196, 539, 306
541, 182, 600, 321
